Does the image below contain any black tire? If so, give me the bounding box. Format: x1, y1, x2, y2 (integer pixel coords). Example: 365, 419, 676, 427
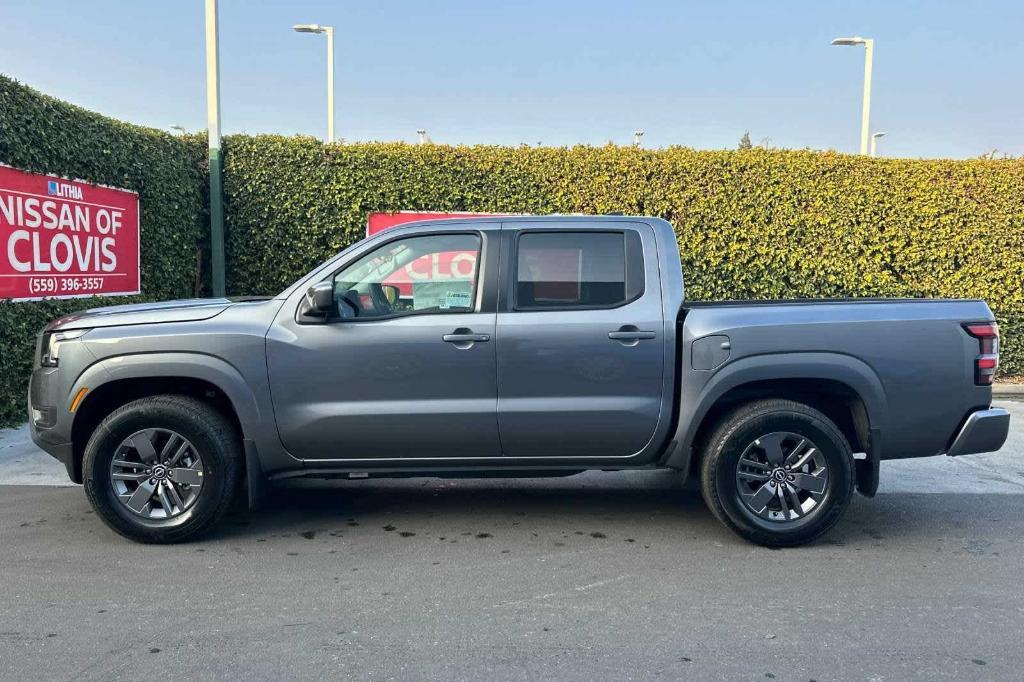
699, 399, 855, 548
82, 395, 241, 543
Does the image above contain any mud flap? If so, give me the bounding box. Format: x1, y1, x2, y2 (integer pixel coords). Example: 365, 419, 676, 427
855, 428, 881, 498
243, 438, 269, 510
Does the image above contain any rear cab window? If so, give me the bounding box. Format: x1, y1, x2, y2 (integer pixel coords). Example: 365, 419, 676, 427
514, 230, 644, 310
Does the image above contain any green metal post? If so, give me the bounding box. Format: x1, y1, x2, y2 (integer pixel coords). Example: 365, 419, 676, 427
205, 0, 226, 297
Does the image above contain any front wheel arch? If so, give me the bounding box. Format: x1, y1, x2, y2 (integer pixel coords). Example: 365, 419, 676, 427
71, 376, 244, 484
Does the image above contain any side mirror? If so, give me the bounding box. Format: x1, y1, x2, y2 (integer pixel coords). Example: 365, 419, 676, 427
300, 282, 335, 320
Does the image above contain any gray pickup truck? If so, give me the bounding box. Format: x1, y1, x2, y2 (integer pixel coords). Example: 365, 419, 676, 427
28, 216, 1009, 546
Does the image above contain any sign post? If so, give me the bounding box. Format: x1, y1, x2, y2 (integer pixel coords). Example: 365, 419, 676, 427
0, 165, 140, 301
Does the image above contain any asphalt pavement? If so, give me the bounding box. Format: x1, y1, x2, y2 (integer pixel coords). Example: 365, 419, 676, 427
1, 400, 1022, 681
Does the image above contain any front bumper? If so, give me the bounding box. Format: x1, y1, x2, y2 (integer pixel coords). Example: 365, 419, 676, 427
946, 407, 1011, 457
27, 371, 79, 482
30, 423, 76, 479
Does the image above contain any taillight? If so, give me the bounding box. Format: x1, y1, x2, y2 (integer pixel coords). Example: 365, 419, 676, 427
963, 322, 999, 385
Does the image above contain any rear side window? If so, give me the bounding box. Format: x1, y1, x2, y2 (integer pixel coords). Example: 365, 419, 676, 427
514, 231, 644, 310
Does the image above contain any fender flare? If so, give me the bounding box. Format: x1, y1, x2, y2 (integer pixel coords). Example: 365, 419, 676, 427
71, 352, 263, 439
667, 352, 888, 471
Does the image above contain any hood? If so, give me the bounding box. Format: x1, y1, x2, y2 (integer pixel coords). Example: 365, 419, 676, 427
45, 298, 244, 332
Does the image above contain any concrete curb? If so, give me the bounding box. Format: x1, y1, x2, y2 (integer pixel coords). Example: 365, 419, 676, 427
994, 383, 1024, 398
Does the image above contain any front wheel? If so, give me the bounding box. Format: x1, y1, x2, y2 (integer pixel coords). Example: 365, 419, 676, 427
82, 395, 241, 543
700, 399, 855, 547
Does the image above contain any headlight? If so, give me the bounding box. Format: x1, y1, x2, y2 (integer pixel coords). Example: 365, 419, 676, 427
40, 329, 88, 367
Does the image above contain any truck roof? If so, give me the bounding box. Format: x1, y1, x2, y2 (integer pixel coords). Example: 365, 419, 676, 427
386, 214, 660, 229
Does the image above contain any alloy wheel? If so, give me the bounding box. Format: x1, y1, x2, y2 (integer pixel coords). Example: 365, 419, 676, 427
734, 431, 829, 522
109, 428, 205, 520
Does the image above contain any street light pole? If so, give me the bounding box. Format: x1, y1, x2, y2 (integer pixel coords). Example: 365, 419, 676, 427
832, 36, 874, 155
325, 26, 335, 144
205, 0, 225, 297
293, 24, 336, 143
871, 131, 886, 157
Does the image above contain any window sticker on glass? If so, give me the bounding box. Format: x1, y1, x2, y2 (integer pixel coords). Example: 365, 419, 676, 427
443, 290, 472, 309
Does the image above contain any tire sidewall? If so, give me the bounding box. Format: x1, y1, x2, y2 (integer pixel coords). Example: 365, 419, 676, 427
83, 398, 236, 541
713, 408, 853, 540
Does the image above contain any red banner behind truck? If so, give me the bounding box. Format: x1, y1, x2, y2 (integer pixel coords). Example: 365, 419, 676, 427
0, 164, 140, 301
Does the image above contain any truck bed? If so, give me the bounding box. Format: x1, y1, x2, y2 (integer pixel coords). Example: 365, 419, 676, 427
683, 297, 985, 308
677, 297, 994, 461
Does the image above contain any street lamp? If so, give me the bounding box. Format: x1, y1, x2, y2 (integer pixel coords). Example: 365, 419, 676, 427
169, 125, 187, 135
416, 129, 430, 145
870, 131, 886, 157
831, 36, 874, 155
633, 130, 644, 147
293, 23, 336, 143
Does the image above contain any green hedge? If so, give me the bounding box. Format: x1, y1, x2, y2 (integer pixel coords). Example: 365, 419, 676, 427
223, 136, 1024, 372
2, 80, 1022, 428
0, 76, 206, 426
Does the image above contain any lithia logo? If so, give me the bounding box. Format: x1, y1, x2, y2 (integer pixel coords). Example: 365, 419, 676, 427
47, 180, 83, 200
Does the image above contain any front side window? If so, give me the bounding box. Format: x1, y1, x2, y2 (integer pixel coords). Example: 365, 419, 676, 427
515, 231, 643, 310
331, 233, 480, 319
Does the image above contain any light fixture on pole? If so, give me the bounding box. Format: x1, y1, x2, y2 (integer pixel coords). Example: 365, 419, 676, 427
169, 125, 187, 135
416, 129, 430, 145
870, 131, 886, 157
293, 23, 336, 143
831, 36, 874, 155
633, 130, 644, 147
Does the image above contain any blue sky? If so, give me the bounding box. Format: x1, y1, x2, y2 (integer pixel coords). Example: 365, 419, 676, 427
1, 0, 1020, 158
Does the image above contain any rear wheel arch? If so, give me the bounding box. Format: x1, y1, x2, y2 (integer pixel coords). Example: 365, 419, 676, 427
689, 377, 871, 474
670, 353, 886, 477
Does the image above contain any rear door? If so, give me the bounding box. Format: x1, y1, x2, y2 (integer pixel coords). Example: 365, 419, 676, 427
495, 221, 665, 457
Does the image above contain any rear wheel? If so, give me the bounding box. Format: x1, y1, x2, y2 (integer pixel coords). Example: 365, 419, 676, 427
83, 395, 241, 543
700, 399, 855, 547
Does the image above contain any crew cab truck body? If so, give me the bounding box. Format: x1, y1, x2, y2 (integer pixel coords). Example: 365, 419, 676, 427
28, 216, 1010, 546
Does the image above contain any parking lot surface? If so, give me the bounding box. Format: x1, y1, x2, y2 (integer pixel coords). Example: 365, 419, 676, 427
1, 401, 1022, 681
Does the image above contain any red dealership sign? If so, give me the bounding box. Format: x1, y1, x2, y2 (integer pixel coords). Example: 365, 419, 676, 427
366, 211, 513, 237
0, 164, 140, 301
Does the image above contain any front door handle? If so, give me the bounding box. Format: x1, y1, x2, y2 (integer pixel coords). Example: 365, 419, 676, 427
608, 331, 656, 341
443, 328, 490, 348
608, 326, 656, 346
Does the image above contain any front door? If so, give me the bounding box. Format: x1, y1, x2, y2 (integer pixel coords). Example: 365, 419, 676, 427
496, 223, 665, 457
267, 230, 501, 460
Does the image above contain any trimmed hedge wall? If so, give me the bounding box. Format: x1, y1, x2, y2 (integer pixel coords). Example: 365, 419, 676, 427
2, 78, 1021, 427
0, 76, 206, 426
222, 136, 1024, 371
